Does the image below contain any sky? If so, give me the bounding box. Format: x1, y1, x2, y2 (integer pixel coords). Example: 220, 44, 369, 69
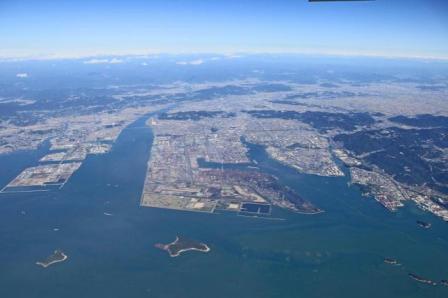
0, 0, 447, 60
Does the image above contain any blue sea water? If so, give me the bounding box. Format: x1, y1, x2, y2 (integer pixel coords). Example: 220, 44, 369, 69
0, 115, 447, 298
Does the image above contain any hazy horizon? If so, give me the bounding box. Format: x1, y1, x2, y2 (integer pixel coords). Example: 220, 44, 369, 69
1, 0, 447, 60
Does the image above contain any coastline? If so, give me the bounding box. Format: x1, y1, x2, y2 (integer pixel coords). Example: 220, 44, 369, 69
36, 252, 68, 268
155, 236, 211, 257
168, 245, 211, 258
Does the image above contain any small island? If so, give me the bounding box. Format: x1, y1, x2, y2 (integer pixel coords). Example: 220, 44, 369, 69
408, 273, 437, 286
441, 280, 448, 287
155, 236, 210, 257
384, 258, 401, 266
36, 250, 68, 268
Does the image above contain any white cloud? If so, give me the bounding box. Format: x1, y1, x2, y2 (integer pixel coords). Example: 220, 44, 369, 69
16, 73, 28, 78
83, 58, 123, 64
224, 54, 243, 59
83, 59, 109, 64
175, 56, 239, 65
109, 58, 123, 64
190, 59, 204, 65
176, 59, 204, 65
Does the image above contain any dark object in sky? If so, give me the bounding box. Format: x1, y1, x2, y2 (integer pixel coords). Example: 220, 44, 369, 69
309, 0, 374, 2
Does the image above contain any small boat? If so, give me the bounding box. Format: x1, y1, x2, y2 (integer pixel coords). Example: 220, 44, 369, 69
416, 220, 431, 229
384, 258, 400, 265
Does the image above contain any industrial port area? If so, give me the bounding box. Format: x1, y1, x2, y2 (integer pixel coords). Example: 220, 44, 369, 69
141, 114, 322, 215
